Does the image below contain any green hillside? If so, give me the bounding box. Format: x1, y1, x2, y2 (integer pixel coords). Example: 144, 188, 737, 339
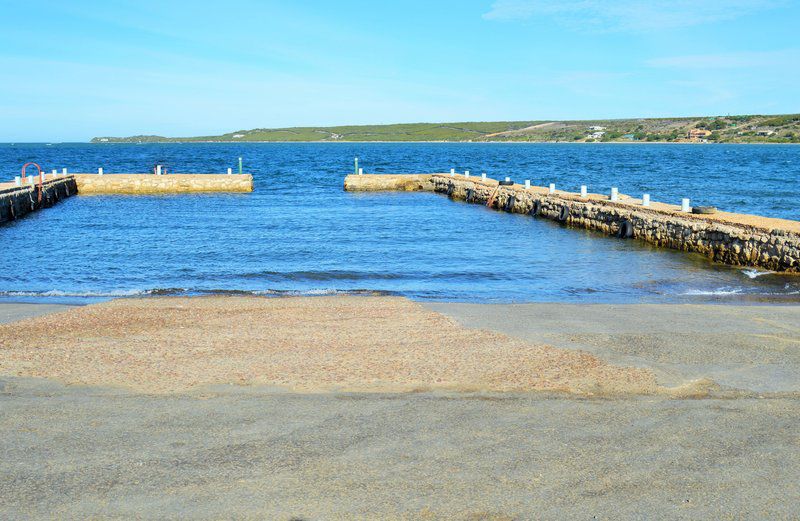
92, 114, 800, 144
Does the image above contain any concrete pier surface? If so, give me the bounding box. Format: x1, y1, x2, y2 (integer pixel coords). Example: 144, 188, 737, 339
345, 173, 800, 272
2, 172, 254, 195
343, 173, 436, 192
73, 173, 253, 194
1, 297, 799, 519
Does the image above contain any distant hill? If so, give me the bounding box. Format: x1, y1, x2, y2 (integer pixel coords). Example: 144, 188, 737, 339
92, 114, 800, 144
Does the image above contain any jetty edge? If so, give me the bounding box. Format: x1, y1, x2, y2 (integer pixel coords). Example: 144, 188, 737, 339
1, 172, 253, 224
344, 173, 800, 273
0, 175, 77, 223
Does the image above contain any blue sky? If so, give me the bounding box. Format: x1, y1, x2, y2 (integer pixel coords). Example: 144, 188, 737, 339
1, 0, 798, 141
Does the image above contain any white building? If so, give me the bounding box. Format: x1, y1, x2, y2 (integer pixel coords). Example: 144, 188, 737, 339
588, 125, 606, 131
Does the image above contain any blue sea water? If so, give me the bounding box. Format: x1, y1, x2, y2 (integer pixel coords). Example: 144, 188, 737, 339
1, 142, 798, 303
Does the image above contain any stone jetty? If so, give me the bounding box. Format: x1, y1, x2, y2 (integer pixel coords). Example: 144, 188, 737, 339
345, 173, 800, 273
0, 173, 253, 224
0, 175, 78, 224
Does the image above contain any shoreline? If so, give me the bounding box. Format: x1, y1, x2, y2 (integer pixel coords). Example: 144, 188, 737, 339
81, 140, 800, 145
3, 291, 800, 308
6, 140, 800, 145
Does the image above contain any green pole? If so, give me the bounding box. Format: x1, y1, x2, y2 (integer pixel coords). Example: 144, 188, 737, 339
354, 157, 358, 175
238, 157, 243, 174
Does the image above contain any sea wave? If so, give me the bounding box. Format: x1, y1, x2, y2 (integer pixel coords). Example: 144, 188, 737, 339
239, 270, 515, 281
0, 288, 393, 299
0, 289, 156, 298
682, 288, 744, 296
682, 286, 800, 297
740, 268, 775, 279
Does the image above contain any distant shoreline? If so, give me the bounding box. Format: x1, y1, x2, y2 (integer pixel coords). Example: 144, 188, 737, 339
89, 113, 800, 145
80, 140, 800, 145
4, 141, 799, 146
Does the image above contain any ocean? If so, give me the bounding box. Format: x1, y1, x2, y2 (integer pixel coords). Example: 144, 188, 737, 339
1, 142, 798, 303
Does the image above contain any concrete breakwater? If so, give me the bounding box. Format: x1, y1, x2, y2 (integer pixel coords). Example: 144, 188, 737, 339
0, 176, 78, 224
0, 173, 253, 224
73, 174, 253, 194
343, 173, 435, 192
345, 173, 800, 273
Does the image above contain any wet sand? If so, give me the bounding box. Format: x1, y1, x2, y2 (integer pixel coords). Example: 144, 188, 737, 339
0, 302, 76, 325
426, 302, 800, 395
2, 379, 798, 520
1, 297, 798, 519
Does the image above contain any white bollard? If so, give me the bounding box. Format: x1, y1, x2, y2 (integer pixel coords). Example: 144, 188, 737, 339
227, 167, 232, 175
505, 177, 510, 183
525, 180, 531, 189
481, 173, 487, 180
62, 168, 67, 175
642, 194, 650, 207
549, 183, 556, 194
610, 187, 619, 202
450, 168, 455, 176
580, 185, 588, 198
51, 169, 57, 177
358, 168, 363, 175
464, 170, 470, 177
14, 176, 21, 186
98, 167, 104, 175
156, 165, 162, 175
28, 176, 35, 185
682, 198, 690, 212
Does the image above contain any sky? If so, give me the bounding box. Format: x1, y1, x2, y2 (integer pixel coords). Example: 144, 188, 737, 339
0, 0, 798, 141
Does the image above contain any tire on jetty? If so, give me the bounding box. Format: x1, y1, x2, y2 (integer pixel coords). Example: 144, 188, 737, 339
618, 220, 634, 239
557, 205, 570, 222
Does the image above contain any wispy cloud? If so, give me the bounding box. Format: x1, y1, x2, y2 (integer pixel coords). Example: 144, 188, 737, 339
669, 80, 737, 103
483, 0, 783, 32
646, 49, 800, 69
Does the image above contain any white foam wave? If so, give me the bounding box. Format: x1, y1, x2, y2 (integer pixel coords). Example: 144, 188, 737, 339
0, 289, 152, 298
741, 268, 775, 279
682, 288, 743, 296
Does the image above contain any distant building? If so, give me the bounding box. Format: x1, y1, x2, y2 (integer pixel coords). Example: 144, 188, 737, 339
623, 133, 635, 140
232, 134, 245, 138
687, 128, 712, 139
588, 125, 606, 131
755, 128, 776, 136
589, 131, 606, 139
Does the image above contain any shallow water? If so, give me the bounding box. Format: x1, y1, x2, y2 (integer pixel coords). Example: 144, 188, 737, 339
1, 142, 798, 303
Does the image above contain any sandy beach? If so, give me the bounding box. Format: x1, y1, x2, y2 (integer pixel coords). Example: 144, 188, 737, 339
0, 296, 659, 395
1, 296, 799, 519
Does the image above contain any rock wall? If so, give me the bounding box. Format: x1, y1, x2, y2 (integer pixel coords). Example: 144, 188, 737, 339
344, 174, 435, 192
0, 176, 78, 225
433, 175, 800, 272
73, 174, 253, 194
